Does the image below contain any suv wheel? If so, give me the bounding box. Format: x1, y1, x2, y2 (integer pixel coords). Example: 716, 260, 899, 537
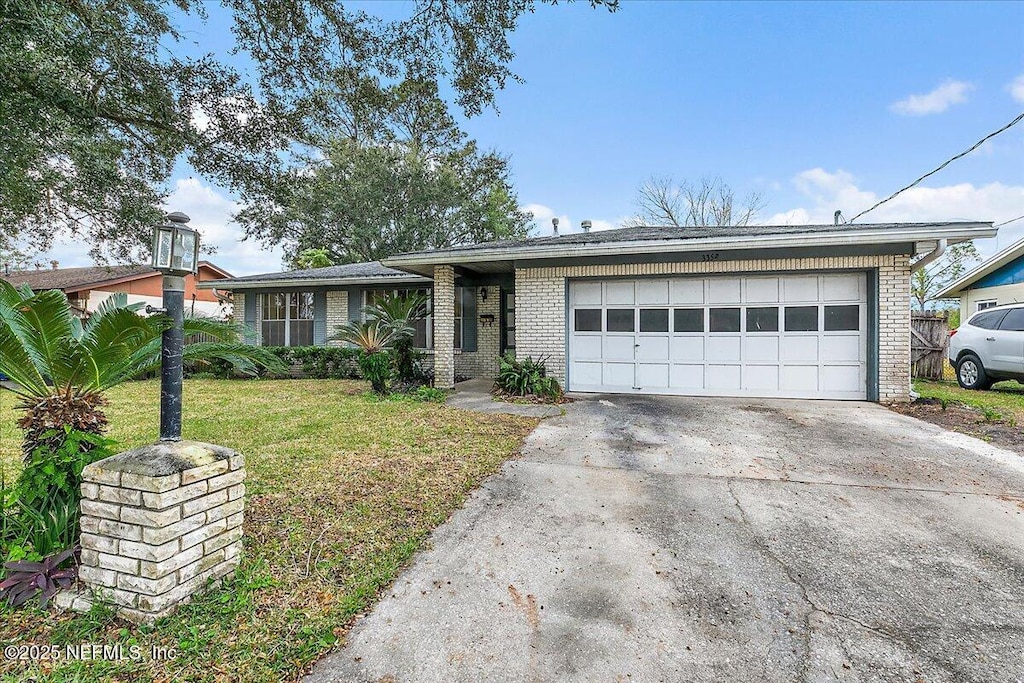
956, 354, 992, 390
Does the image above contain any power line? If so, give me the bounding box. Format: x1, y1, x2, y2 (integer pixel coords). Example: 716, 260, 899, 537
994, 214, 1024, 228
851, 110, 1024, 223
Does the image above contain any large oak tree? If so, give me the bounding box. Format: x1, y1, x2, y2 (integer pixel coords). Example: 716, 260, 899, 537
0, 0, 616, 261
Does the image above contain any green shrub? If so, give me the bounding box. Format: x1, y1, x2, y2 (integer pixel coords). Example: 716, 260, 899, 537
411, 386, 448, 403
253, 347, 364, 380
3, 428, 116, 562
495, 352, 562, 400
357, 351, 392, 394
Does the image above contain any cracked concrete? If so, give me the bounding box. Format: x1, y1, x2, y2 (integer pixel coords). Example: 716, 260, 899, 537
306, 395, 1024, 683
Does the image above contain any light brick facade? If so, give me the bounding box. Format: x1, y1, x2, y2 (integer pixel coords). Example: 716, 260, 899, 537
325, 289, 349, 346
514, 254, 912, 403
454, 286, 502, 380
62, 442, 246, 622
433, 265, 456, 388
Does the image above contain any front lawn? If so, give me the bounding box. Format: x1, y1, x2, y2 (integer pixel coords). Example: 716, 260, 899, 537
914, 378, 1024, 423
0, 379, 537, 682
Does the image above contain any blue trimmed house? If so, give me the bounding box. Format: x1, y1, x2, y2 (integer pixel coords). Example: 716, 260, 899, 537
937, 237, 1024, 317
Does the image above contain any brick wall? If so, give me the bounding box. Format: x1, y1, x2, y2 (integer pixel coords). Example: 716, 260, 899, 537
454, 287, 501, 380
325, 289, 348, 347
433, 266, 455, 388
514, 254, 912, 402
73, 444, 246, 622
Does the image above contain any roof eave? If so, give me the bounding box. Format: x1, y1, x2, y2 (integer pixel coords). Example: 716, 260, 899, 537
198, 274, 432, 290
384, 223, 996, 271
935, 234, 1024, 299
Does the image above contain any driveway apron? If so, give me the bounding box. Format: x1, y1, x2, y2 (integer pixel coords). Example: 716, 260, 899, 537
306, 395, 1024, 683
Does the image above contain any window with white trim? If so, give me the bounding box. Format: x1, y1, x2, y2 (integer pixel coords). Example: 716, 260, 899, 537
977, 299, 998, 311
261, 292, 314, 346
364, 288, 432, 349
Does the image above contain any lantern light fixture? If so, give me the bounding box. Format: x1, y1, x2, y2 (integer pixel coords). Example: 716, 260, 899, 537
152, 212, 200, 275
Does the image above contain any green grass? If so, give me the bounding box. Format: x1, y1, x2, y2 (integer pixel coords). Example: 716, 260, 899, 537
914, 378, 1024, 423
0, 379, 537, 682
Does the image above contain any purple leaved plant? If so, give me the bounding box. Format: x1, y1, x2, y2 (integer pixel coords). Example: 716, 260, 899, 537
0, 546, 77, 609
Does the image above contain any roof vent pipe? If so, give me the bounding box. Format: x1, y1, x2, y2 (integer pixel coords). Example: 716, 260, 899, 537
552, 217, 559, 236
581, 220, 592, 233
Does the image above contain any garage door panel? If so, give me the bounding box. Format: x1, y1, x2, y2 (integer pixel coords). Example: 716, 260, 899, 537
706, 364, 741, 389
670, 279, 704, 305
780, 365, 818, 392
637, 280, 669, 305
745, 277, 779, 303
572, 281, 603, 306
821, 335, 861, 362
605, 281, 635, 305
783, 276, 819, 302
707, 336, 741, 361
571, 335, 603, 360
637, 363, 670, 388
823, 365, 861, 392
637, 336, 669, 360
781, 336, 818, 362
603, 336, 636, 361
823, 274, 863, 301
708, 278, 741, 303
603, 363, 636, 387
746, 336, 780, 362
571, 362, 603, 386
744, 365, 779, 391
671, 364, 704, 389
671, 336, 704, 361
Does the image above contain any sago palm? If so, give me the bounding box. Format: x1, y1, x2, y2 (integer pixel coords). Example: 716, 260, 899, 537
362, 292, 430, 382
330, 320, 394, 394
0, 281, 282, 461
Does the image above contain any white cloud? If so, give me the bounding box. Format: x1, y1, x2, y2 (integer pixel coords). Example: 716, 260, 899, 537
766, 167, 1024, 258
163, 178, 283, 276
15, 179, 283, 276
1007, 74, 1024, 104
890, 79, 973, 116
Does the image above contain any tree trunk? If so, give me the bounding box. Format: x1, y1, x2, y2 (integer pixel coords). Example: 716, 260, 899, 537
16, 393, 109, 463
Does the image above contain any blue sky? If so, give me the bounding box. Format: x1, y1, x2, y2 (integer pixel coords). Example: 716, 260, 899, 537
39, 1, 1024, 274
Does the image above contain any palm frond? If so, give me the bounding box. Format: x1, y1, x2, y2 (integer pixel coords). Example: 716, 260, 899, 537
329, 320, 394, 353
0, 283, 75, 396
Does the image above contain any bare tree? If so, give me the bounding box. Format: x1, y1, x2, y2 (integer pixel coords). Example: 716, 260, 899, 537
624, 176, 765, 227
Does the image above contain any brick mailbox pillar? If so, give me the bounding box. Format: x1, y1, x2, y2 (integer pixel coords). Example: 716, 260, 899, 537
71, 441, 245, 622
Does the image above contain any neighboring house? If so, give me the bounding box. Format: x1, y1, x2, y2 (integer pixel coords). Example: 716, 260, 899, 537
207, 222, 995, 402
2, 261, 234, 318
935, 236, 1024, 319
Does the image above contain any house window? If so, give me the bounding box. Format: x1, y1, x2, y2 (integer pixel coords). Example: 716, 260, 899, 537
261, 292, 314, 346
454, 287, 463, 350
364, 288, 431, 349
977, 300, 998, 311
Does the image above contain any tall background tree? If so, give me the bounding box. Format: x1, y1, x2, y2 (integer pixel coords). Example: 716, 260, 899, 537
911, 241, 980, 311
625, 176, 765, 228
0, 0, 616, 261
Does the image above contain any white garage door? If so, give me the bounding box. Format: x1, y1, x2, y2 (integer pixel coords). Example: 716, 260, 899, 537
568, 273, 868, 400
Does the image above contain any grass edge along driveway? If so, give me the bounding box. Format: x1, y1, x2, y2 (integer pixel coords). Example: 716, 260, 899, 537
0, 379, 538, 682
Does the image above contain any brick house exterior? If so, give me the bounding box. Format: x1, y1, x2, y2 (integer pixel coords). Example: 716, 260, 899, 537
208, 221, 995, 403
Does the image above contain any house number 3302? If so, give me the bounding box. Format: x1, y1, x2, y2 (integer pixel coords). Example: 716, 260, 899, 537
701, 252, 720, 262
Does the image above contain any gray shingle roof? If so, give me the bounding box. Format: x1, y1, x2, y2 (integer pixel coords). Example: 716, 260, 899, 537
395, 222, 980, 256
218, 261, 414, 284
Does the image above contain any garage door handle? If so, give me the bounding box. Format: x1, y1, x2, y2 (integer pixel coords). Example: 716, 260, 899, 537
986, 336, 996, 341
634, 343, 640, 348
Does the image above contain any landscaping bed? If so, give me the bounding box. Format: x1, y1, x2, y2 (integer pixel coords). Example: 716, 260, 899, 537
0, 379, 537, 682
892, 380, 1024, 456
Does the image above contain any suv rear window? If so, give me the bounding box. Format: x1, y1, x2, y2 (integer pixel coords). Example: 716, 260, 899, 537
998, 308, 1024, 331
971, 309, 1009, 330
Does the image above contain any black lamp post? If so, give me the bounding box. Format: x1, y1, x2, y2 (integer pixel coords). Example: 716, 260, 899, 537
150, 212, 200, 441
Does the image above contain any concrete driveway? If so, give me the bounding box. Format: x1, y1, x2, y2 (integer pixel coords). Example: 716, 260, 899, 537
307, 395, 1024, 683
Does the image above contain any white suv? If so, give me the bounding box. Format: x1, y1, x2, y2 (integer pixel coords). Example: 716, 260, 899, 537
949, 303, 1024, 390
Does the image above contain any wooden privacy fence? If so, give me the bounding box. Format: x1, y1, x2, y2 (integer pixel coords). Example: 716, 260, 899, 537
911, 311, 950, 380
